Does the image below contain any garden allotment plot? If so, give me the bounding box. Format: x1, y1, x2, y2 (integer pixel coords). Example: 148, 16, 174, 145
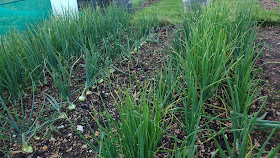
0, 0, 279, 157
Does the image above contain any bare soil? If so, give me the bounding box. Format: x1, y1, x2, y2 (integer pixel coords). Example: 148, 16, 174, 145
259, 0, 280, 11
259, 25, 280, 120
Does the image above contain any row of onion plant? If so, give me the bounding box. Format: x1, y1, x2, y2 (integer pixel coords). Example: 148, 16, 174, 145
70, 0, 280, 157
0, 3, 159, 156
167, 0, 280, 157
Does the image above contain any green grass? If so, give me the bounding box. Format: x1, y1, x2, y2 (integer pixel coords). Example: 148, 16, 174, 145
131, 0, 149, 7
132, 0, 280, 26
252, 0, 280, 24
132, 0, 184, 25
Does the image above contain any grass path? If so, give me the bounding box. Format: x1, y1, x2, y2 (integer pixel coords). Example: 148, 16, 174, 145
132, 0, 184, 25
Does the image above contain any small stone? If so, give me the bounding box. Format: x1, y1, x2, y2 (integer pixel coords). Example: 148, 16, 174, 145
77, 125, 84, 133
81, 144, 87, 149
143, 67, 148, 72
50, 138, 56, 142
57, 125, 65, 129
62, 139, 67, 143
42, 145, 48, 151
276, 111, 280, 116
89, 150, 93, 153
68, 133, 72, 137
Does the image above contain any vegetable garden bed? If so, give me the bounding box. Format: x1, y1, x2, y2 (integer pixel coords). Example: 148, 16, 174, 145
0, 0, 280, 157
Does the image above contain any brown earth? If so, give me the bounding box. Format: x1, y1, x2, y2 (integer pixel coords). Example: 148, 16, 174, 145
259, 0, 280, 11
259, 25, 280, 121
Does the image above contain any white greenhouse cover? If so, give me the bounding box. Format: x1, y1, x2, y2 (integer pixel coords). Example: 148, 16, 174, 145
50, 0, 79, 17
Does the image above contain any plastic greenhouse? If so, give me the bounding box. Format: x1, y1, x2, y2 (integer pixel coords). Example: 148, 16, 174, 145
0, 0, 80, 35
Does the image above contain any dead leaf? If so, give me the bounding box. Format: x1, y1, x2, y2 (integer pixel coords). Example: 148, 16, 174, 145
66, 147, 72, 152
95, 131, 100, 137
42, 145, 48, 151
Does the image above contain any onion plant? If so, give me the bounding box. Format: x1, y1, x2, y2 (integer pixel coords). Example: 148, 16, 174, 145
167, 0, 280, 156
209, 102, 280, 157
45, 56, 79, 110
0, 81, 58, 154
70, 79, 172, 157
0, 3, 155, 102
171, 2, 236, 100
78, 43, 105, 100
44, 94, 64, 116
0, 39, 26, 100
166, 3, 235, 155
